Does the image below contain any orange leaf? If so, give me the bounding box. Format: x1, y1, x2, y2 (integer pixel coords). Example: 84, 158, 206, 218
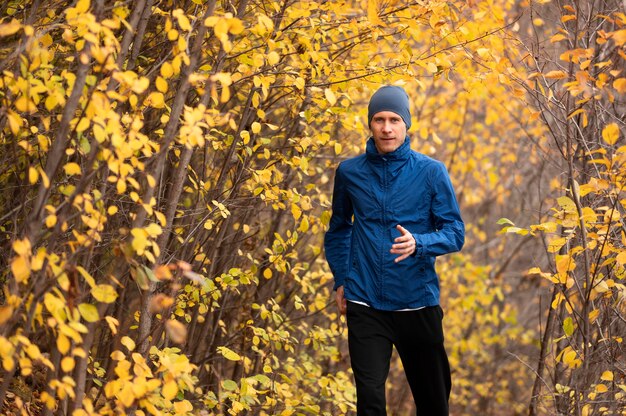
550, 33, 568, 43
613, 78, 626, 94
561, 15, 577, 23
602, 123, 620, 145
546, 70, 568, 79
611, 29, 626, 46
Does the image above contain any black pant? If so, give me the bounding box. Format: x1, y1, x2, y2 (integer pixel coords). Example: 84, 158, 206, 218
346, 302, 451, 416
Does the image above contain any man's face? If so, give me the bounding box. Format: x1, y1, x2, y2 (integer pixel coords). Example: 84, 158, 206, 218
369, 111, 407, 154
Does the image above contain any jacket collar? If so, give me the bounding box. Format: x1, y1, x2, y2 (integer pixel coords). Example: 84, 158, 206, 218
365, 136, 411, 162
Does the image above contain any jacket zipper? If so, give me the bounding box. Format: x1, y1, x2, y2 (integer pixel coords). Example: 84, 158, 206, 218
380, 158, 388, 305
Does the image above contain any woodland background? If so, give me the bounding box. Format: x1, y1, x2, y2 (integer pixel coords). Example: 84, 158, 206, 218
0, 0, 625, 415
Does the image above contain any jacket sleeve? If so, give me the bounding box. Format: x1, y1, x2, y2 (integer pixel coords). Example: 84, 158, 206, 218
413, 162, 465, 257
324, 164, 353, 290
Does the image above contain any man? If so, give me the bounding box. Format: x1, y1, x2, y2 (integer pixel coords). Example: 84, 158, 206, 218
324, 85, 464, 415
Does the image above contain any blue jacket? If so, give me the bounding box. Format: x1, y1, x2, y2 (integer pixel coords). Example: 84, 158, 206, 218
324, 137, 464, 310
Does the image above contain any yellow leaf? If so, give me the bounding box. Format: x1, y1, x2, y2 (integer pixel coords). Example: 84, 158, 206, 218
76, 266, 96, 287
133, 77, 150, 94
165, 320, 187, 344
161, 62, 174, 78
581, 207, 597, 223
476, 48, 490, 59
13, 238, 31, 256
72, 348, 87, 359
11, 256, 30, 283
64, 162, 81, 176
601, 371, 614, 381
155, 76, 168, 93
118, 384, 134, 407
146, 92, 165, 108
121, 336, 136, 352
131, 379, 147, 398
567, 108, 585, 119
616, 251, 626, 265
0, 306, 14, 325
162, 379, 178, 400
214, 18, 229, 42
28, 167, 39, 184
251, 122, 261, 134
228, 18, 244, 35
174, 400, 193, 413
562, 349, 578, 367
75, 0, 90, 14
547, 237, 567, 253
298, 216, 309, 233
37, 167, 50, 188
57, 334, 70, 354
204, 16, 219, 27
105, 316, 119, 335
334, 142, 342, 155
325, 88, 337, 106
595, 384, 608, 393
131, 228, 148, 255
6, 110, 22, 134
240, 130, 250, 144
116, 179, 126, 194
256, 14, 274, 35
291, 204, 302, 220
613, 78, 626, 94
218, 346, 241, 361
0, 19, 21, 37
267, 51, 280, 66
252, 54, 264, 69
78, 303, 99, 322
76, 117, 90, 133
91, 284, 118, 303
15, 96, 34, 113
557, 195, 576, 211
556, 254, 575, 274
61, 357, 75, 373
174, 10, 191, 31
263, 268, 272, 279
367, 0, 383, 25
145, 223, 162, 237
602, 123, 620, 145
25, 343, 42, 359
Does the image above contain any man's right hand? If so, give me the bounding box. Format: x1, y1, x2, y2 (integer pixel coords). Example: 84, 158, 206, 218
335, 285, 347, 315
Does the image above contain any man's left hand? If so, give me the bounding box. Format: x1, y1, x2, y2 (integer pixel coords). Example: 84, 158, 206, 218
390, 224, 416, 263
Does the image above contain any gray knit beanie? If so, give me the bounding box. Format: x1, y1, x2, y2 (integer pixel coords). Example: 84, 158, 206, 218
367, 86, 412, 129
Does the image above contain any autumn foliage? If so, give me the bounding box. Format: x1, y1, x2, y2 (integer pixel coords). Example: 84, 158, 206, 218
0, 0, 624, 415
